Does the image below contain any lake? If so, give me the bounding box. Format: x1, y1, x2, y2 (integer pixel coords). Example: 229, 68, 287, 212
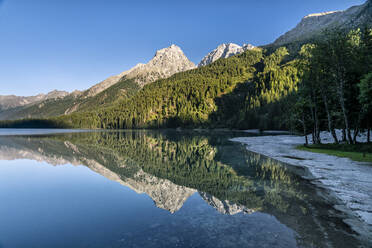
0, 130, 365, 247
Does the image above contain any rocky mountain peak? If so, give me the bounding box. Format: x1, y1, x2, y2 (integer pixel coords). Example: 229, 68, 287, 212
122, 44, 196, 87
154, 44, 181, 56
199, 192, 255, 215
84, 45, 196, 97
44, 90, 69, 99
273, 0, 372, 46
198, 42, 255, 67
148, 44, 195, 68
70, 90, 83, 97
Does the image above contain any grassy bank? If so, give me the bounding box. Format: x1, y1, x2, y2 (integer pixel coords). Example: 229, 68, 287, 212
297, 143, 372, 163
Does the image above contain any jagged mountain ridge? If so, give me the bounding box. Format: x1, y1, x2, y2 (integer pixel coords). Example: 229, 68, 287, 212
199, 192, 255, 215
3, 0, 371, 121
198, 43, 255, 67
0, 136, 251, 215
84, 44, 196, 98
0, 90, 69, 111
0, 137, 196, 213
0, 45, 196, 120
273, 0, 372, 46
123, 44, 196, 87
66, 44, 196, 113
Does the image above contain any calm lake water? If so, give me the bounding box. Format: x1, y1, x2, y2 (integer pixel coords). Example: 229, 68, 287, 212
0, 130, 365, 248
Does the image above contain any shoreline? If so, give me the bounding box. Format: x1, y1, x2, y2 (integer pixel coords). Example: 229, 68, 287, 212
231, 134, 372, 243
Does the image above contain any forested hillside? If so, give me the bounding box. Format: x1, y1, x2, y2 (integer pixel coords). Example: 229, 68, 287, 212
0, 47, 299, 129
1, 77, 141, 120
49, 47, 300, 130
1, 28, 371, 141
0, 45, 194, 120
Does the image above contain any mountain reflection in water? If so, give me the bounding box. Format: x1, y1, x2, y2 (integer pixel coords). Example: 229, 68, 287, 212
0, 130, 365, 248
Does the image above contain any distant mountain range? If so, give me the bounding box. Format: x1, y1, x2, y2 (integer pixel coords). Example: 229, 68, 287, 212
0, 0, 370, 121
0, 90, 68, 111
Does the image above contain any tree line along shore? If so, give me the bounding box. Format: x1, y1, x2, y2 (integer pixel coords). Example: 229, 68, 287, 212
0, 28, 371, 159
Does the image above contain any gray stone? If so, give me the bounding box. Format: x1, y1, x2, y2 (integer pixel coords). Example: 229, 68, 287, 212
198, 43, 255, 67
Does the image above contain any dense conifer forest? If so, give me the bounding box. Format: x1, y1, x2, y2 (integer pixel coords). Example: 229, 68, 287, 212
1, 28, 371, 144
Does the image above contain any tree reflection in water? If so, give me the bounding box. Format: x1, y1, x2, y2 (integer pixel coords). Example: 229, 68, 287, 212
0, 130, 364, 247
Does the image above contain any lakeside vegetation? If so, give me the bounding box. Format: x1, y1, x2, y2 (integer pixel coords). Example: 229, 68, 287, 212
293, 28, 372, 145
0, 47, 300, 130
297, 143, 372, 163
0, 29, 371, 154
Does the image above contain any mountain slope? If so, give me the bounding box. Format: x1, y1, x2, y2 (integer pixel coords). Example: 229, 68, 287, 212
41, 47, 299, 130
64, 78, 141, 114
273, 0, 372, 46
122, 44, 196, 87
82, 44, 196, 98
0, 45, 195, 120
198, 43, 254, 67
0, 90, 68, 111
70, 44, 196, 113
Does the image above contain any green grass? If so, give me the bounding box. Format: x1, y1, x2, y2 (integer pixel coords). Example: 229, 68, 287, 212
297, 143, 372, 163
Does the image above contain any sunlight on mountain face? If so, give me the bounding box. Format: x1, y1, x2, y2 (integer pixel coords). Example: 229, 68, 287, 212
0, 1, 371, 247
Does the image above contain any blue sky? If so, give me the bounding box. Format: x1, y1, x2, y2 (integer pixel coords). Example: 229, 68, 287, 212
0, 0, 365, 96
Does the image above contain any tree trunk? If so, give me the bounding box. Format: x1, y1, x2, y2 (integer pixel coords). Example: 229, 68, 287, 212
302, 114, 308, 146
352, 111, 364, 144
310, 87, 321, 144
337, 80, 353, 144
341, 98, 352, 144
342, 128, 347, 142
311, 131, 315, 145
321, 91, 338, 144
353, 128, 359, 144
368, 128, 371, 143
314, 99, 321, 144
310, 104, 316, 144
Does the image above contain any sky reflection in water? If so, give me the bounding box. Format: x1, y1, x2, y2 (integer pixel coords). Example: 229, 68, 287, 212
0, 130, 363, 248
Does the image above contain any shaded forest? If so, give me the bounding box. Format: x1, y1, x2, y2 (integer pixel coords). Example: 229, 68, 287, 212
1, 28, 371, 144
293, 28, 372, 144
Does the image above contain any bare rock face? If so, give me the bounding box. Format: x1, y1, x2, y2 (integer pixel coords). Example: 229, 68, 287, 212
199, 192, 255, 215
0, 137, 196, 214
69, 90, 83, 98
198, 43, 255, 67
118, 170, 196, 213
84, 44, 196, 97
71, 154, 197, 213
0, 90, 69, 110
0, 136, 251, 215
274, 0, 372, 46
121, 44, 196, 87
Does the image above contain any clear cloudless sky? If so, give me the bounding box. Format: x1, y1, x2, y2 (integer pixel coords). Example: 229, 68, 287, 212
0, 0, 366, 96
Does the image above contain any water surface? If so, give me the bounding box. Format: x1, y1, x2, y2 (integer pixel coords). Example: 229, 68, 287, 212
0, 130, 365, 247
